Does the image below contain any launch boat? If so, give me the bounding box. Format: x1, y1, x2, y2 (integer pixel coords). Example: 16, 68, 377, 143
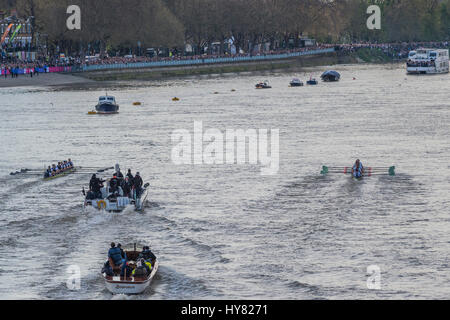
102, 245, 159, 295
95, 95, 119, 114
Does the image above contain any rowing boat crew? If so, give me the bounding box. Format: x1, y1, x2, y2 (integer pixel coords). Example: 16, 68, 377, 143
44, 159, 74, 178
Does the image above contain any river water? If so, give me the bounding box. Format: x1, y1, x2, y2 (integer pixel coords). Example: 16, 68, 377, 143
0, 63, 449, 300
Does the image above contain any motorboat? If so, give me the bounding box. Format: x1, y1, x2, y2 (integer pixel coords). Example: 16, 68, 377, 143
255, 81, 272, 89
83, 165, 149, 212
306, 77, 318, 85
102, 245, 159, 294
289, 78, 304, 87
321, 70, 341, 82
95, 95, 119, 114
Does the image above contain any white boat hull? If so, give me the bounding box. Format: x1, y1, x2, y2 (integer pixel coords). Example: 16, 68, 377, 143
407, 66, 449, 74
104, 260, 159, 295
85, 188, 149, 212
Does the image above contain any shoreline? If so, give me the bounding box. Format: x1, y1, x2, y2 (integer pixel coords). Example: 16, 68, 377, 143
0, 50, 401, 89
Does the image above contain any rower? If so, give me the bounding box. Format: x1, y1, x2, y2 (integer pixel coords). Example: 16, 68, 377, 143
352, 159, 365, 178
68, 158, 73, 168
44, 166, 52, 178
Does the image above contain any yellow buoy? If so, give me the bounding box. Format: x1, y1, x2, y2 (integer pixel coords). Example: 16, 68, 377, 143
133, 102, 142, 106
88, 111, 97, 115
172, 97, 180, 101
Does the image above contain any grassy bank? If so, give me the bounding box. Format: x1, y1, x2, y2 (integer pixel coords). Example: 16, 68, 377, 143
77, 50, 395, 82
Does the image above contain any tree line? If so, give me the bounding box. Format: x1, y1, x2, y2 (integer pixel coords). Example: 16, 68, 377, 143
1, 0, 449, 56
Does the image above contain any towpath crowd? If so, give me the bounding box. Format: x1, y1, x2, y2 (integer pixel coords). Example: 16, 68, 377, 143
1, 41, 449, 79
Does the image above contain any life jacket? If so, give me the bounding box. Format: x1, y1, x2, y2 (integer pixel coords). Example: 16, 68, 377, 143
108, 247, 123, 266
353, 163, 363, 178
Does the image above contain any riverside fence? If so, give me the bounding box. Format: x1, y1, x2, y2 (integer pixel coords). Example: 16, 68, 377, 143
1, 47, 336, 75
79, 48, 336, 72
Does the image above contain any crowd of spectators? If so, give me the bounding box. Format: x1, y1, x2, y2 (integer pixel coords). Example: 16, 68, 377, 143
1, 41, 449, 77
334, 41, 450, 59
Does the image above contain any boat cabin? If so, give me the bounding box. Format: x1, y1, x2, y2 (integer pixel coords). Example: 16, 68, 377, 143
98, 96, 117, 105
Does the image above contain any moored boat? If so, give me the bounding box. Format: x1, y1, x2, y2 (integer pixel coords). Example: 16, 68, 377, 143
306, 77, 318, 85
102, 245, 159, 295
95, 95, 119, 114
407, 48, 449, 74
289, 78, 304, 87
255, 81, 272, 89
321, 70, 340, 82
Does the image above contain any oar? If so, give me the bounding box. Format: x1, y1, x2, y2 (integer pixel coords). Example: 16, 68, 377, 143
321, 166, 395, 176
96, 167, 114, 173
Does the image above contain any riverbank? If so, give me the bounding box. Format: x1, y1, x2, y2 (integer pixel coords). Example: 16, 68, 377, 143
0, 72, 94, 88
0, 48, 401, 88
77, 48, 399, 82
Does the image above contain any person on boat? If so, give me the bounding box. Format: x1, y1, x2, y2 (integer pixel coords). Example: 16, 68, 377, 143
352, 159, 365, 179
68, 158, 73, 168
133, 172, 143, 198
110, 175, 119, 194
113, 164, 124, 183
51, 164, 57, 175
102, 261, 114, 277
120, 261, 133, 278
89, 174, 103, 198
139, 246, 156, 262
132, 258, 151, 278
117, 243, 127, 261
108, 242, 124, 268
45, 166, 52, 178
122, 177, 131, 198
126, 169, 134, 184
114, 167, 124, 179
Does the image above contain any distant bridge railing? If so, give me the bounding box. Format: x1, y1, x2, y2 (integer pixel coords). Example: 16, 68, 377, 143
79, 48, 336, 72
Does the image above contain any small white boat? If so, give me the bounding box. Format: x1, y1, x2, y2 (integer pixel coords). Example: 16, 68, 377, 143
83, 165, 149, 212
255, 80, 272, 89
84, 184, 149, 212
103, 247, 159, 295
